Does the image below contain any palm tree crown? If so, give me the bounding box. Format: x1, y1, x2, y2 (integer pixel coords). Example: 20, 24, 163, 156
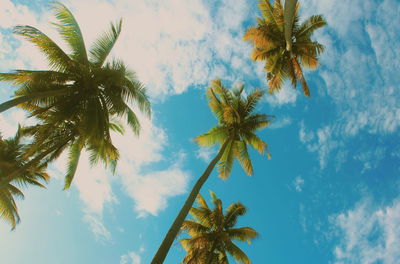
0, 129, 49, 229
195, 79, 272, 179
243, 0, 326, 96
0, 2, 150, 188
180, 192, 258, 264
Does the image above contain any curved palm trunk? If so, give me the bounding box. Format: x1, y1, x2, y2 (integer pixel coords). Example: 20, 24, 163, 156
0, 88, 70, 113
0, 136, 73, 190
284, 0, 298, 52
151, 140, 230, 264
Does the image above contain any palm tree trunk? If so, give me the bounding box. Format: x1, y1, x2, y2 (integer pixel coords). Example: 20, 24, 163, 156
151, 140, 231, 264
284, 0, 298, 52
0, 88, 70, 113
0, 136, 72, 190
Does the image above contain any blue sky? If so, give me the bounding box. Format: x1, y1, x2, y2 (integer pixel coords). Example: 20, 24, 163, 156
1, 0, 400, 263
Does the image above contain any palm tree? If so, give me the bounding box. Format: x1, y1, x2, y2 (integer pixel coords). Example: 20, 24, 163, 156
180, 192, 258, 264
151, 79, 271, 263
0, 2, 150, 188
0, 129, 49, 229
243, 0, 326, 96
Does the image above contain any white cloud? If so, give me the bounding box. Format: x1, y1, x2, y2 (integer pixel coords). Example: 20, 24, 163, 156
83, 214, 112, 242
196, 147, 217, 163
353, 147, 386, 174
298, 0, 400, 168
332, 197, 400, 263
266, 83, 298, 106
299, 122, 314, 144
119, 151, 190, 217
293, 176, 304, 192
301, 125, 339, 169
0, 109, 35, 138
120, 251, 141, 264
269, 117, 292, 129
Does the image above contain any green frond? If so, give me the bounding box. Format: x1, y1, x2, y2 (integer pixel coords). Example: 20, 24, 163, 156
51, 2, 88, 64
234, 141, 253, 176
13, 26, 74, 72
63, 140, 83, 190
291, 58, 310, 96
242, 114, 272, 132
126, 107, 141, 136
210, 79, 233, 106
242, 132, 267, 155
0, 70, 70, 86
224, 240, 251, 264
109, 120, 125, 135
189, 207, 212, 229
225, 202, 247, 228
295, 14, 327, 39
206, 87, 224, 121
196, 194, 210, 210
195, 126, 229, 147
258, 0, 282, 29
0, 191, 20, 229
244, 88, 266, 114
227, 227, 259, 243
89, 19, 122, 66
217, 140, 235, 179
181, 220, 209, 237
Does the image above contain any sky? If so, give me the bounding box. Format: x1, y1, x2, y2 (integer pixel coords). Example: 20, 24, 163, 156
0, 0, 400, 263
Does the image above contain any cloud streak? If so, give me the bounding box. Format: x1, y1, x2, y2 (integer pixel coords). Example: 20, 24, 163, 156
332, 197, 400, 263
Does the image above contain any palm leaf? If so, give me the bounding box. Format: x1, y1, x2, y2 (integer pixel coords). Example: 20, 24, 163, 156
63, 139, 83, 189
90, 19, 122, 66
13, 26, 74, 72
227, 227, 259, 243
224, 240, 251, 264
295, 14, 327, 39
51, 2, 88, 64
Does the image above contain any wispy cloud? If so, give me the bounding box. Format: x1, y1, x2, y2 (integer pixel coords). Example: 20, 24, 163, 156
298, 0, 400, 168
331, 197, 400, 263
269, 117, 292, 129
83, 214, 112, 243
196, 147, 217, 163
293, 176, 305, 192
120, 251, 141, 264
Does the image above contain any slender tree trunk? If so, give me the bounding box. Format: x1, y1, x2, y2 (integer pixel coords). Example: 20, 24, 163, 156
151, 140, 230, 264
0, 88, 70, 113
284, 0, 298, 52
0, 136, 72, 190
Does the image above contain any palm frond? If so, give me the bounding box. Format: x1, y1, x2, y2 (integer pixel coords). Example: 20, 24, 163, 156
242, 132, 267, 155
295, 14, 327, 39
195, 126, 228, 147
224, 202, 247, 228
63, 139, 83, 190
13, 26, 74, 72
224, 240, 251, 264
90, 19, 122, 66
234, 141, 253, 176
217, 140, 235, 179
227, 227, 259, 243
51, 2, 88, 64
258, 0, 282, 29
